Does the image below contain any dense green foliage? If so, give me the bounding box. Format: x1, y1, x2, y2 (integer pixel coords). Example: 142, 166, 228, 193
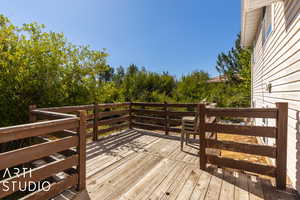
0, 15, 251, 127
215, 34, 251, 107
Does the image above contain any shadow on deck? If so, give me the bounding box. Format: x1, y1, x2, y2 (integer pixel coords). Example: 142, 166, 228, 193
56, 129, 299, 200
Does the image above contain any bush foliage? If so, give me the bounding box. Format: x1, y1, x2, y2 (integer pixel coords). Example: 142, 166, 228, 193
0, 15, 251, 127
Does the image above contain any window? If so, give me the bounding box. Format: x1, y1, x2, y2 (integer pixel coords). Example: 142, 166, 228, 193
262, 5, 273, 45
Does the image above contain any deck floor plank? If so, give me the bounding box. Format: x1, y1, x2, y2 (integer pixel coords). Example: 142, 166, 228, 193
75, 129, 298, 200
248, 175, 264, 200
234, 172, 250, 200
118, 158, 177, 200
219, 170, 235, 200
90, 153, 162, 199
189, 169, 212, 200
146, 162, 187, 200
176, 168, 202, 200
204, 168, 223, 200
160, 165, 195, 200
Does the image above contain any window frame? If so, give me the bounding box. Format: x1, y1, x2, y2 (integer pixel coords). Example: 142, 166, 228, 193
262, 4, 274, 46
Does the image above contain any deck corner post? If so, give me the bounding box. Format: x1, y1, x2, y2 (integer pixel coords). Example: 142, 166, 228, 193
164, 101, 169, 135
275, 102, 288, 190
129, 102, 133, 129
93, 103, 99, 141
77, 110, 87, 191
29, 104, 37, 123
198, 103, 207, 170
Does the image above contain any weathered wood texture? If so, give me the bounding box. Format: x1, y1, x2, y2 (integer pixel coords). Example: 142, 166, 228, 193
205, 108, 278, 118
0, 118, 79, 144
207, 155, 276, 177
201, 102, 288, 190
130, 102, 205, 136
77, 110, 87, 191
81, 130, 297, 200
0, 102, 290, 198
198, 104, 206, 170
205, 124, 277, 138
36, 103, 131, 139
275, 102, 288, 189
0, 155, 78, 198
93, 103, 99, 141
0, 107, 88, 199
206, 139, 277, 158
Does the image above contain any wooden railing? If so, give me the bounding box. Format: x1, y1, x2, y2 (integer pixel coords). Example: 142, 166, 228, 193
34, 102, 203, 141
0, 101, 288, 198
31, 102, 288, 190
93, 103, 130, 140
0, 109, 87, 199
131, 102, 204, 135
198, 103, 288, 190
34, 103, 130, 141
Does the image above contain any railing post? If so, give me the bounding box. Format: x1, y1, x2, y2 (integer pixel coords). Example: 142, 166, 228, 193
29, 105, 37, 123
198, 103, 207, 170
77, 110, 87, 191
275, 102, 288, 190
164, 101, 169, 135
93, 103, 99, 141
129, 102, 133, 129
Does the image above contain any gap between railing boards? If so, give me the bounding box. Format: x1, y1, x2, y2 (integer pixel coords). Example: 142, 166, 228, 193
29, 101, 289, 191
0, 106, 87, 199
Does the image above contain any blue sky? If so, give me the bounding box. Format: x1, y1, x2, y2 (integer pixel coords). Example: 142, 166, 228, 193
0, 0, 241, 78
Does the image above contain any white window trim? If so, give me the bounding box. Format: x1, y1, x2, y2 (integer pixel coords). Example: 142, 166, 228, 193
262, 4, 274, 46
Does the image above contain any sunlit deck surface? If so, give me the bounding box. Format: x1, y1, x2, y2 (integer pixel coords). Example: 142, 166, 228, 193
55, 129, 298, 200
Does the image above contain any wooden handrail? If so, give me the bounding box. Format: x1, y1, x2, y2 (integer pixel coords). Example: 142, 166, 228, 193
0, 155, 78, 198
26, 102, 289, 192
39, 104, 94, 113
199, 102, 288, 190
205, 123, 277, 138
205, 107, 278, 118
32, 109, 77, 119
0, 101, 289, 198
0, 106, 88, 199
0, 118, 79, 144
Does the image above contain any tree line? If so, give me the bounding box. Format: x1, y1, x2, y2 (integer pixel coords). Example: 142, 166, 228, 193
0, 15, 251, 127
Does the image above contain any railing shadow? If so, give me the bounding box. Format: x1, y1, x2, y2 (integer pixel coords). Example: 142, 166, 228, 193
205, 166, 298, 200
86, 129, 145, 160
85, 128, 200, 161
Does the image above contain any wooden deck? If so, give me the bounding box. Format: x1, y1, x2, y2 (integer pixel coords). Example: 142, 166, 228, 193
55, 129, 298, 200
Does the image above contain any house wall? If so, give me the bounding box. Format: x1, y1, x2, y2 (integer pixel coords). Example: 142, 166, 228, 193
251, 0, 300, 192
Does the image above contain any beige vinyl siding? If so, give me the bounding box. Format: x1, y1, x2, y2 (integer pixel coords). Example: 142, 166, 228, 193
251, 0, 300, 192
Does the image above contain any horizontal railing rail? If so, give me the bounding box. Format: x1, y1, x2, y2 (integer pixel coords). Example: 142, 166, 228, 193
198, 102, 288, 190
32, 102, 214, 139
0, 108, 87, 199
0, 118, 79, 144
32, 103, 131, 141
20, 101, 288, 195
31, 109, 77, 119
205, 107, 278, 118
130, 102, 213, 135
0, 101, 289, 198
39, 104, 94, 113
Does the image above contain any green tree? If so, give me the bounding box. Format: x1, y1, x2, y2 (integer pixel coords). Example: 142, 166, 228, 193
175, 71, 209, 103
0, 15, 109, 126
215, 34, 251, 107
